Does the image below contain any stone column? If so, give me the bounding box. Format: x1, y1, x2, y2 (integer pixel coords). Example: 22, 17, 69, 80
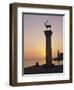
44, 30, 52, 66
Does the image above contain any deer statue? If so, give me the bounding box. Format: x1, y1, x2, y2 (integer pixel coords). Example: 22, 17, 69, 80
45, 20, 51, 29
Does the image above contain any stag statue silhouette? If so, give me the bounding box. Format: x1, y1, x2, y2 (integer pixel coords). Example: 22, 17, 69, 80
45, 20, 51, 29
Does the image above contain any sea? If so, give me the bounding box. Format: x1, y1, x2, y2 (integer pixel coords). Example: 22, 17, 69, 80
24, 59, 63, 68
52, 60, 63, 65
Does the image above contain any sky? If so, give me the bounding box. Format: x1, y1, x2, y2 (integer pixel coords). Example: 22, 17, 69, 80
23, 13, 63, 67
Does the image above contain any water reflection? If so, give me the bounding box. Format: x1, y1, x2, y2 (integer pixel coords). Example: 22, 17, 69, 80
24, 59, 63, 68
52, 60, 63, 65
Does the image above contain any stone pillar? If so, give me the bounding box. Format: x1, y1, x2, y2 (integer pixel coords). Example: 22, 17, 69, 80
44, 30, 52, 66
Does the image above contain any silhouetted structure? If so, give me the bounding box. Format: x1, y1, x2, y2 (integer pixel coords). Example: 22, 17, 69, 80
45, 20, 51, 29
53, 50, 63, 60
36, 62, 39, 66
44, 21, 53, 66
57, 50, 63, 60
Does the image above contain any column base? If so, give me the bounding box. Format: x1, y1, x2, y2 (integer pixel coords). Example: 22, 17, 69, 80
44, 63, 55, 68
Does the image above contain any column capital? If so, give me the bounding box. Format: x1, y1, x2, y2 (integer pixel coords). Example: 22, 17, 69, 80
44, 30, 52, 36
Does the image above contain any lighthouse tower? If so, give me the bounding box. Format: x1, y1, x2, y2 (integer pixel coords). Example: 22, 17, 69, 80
44, 21, 53, 66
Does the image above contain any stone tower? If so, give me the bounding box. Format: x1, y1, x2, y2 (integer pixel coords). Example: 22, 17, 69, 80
44, 21, 53, 66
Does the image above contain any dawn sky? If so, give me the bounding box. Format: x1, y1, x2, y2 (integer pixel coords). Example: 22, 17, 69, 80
23, 14, 63, 67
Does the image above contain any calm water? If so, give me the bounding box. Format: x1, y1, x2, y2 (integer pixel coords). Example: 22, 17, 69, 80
24, 59, 63, 68
52, 60, 63, 65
